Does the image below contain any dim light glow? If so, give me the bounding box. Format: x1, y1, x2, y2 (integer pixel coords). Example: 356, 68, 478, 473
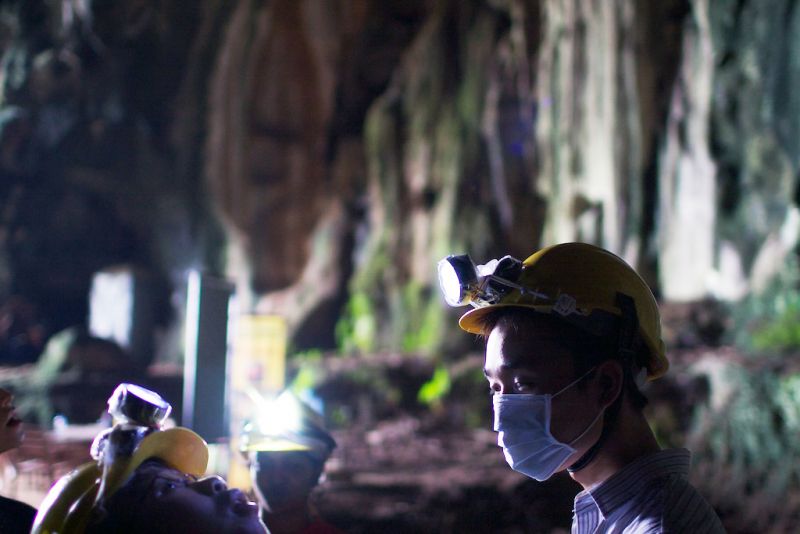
89, 270, 134, 348
182, 270, 201, 426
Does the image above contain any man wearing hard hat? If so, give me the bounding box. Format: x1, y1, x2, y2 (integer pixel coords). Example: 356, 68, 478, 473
240, 390, 343, 534
32, 383, 266, 533
439, 242, 725, 533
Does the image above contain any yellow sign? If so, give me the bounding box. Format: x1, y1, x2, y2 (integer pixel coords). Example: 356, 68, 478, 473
227, 314, 287, 488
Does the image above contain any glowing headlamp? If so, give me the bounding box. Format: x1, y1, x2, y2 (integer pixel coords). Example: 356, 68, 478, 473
240, 389, 336, 458
257, 390, 305, 436
438, 254, 543, 308
437, 254, 479, 306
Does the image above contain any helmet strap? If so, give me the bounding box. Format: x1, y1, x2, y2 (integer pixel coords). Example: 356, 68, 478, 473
615, 292, 639, 364
567, 389, 622, 473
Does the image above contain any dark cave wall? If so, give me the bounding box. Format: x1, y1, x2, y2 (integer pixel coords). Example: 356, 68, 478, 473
0, 0, 799, 353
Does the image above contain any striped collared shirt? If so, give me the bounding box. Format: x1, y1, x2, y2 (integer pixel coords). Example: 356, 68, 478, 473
572, 448, 725, 533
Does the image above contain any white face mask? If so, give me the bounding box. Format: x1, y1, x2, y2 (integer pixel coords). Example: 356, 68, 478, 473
492, 368, 603, 482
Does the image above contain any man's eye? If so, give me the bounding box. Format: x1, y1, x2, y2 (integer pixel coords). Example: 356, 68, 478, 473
154, 480, 180, 497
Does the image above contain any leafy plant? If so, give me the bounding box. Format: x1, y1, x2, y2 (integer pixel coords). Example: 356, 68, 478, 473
289, 357, 322, 393
335, 291, 377, 354
750, 290, 800, 352
400, 282, 443, 353
729, 254, 800, 354
417, 365, 451, 406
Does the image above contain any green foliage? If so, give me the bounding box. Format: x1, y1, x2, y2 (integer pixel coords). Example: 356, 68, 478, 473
729, 255, 800, 354
288, 351, 323, 393
335, 291, 377, 354
336, 280, 445, 356
750, 290, 800, 352
417, 365, 452, 406
688, 363, 800, 530
400, 282, 443, 353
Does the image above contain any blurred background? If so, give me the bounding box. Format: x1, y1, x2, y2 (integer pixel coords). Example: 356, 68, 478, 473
0, 0, 799, 532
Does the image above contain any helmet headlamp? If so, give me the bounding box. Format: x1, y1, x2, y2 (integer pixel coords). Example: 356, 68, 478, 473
437, 254, 478, 306
239, 389, 336, 458
32, 383, 208, 534
440, 243, 670, 381
438, 254, 546, 308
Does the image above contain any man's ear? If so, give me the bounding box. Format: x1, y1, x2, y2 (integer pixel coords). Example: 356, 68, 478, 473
595, 360, 624, 408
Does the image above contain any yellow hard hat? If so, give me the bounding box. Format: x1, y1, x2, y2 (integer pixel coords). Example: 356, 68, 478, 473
240, 390, 336, 460
444, 242, 668, 380
33, 416, 208, 534
33, 426, 208, 533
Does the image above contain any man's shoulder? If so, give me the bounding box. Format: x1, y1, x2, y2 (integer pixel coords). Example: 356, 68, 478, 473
658, 475, 726, 533
575, 450, 726, 533
613, 473, 724, 533
600, 462, 725, 533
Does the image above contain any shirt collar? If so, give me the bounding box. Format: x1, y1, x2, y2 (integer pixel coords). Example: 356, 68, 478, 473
574, 448, 691, 519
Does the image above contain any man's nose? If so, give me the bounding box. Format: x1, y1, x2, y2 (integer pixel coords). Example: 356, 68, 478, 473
192, 476, 228, 495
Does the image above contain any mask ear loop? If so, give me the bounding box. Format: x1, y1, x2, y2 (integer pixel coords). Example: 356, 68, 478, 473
552, 366, 598, 398
568, 293, 639, 474
566, 404, 605, 447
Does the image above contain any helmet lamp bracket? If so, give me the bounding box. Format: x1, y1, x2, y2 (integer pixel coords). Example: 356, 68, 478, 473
439, 254, 550, 308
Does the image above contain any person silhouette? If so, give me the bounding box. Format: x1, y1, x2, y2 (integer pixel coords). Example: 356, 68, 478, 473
0, 388, 36, 534
439, 243, 725, 533
240, 390, 343, 534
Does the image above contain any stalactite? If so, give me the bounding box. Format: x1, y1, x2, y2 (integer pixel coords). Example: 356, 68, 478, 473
352, 1, 528, 353
657, 0, 717, 301
206, 0, 336, 311
535, 0, 645, 259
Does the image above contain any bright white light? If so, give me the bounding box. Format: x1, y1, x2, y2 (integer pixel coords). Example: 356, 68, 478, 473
89, 270, 134, 348
257, 391, 302, 436
438, 259, 465, 306
183, 271, 201, 425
